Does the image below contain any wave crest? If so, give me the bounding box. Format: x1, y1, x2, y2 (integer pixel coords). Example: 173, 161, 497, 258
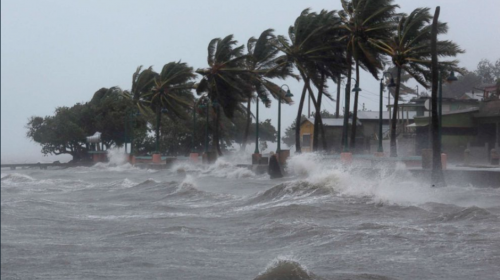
255, 257, 315, 280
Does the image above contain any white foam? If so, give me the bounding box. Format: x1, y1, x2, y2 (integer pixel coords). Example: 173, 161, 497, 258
286, 153, 500, 208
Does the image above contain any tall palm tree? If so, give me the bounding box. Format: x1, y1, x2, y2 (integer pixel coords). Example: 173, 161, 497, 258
196, 35, 253, 156
144, 61, 197, 153
274, 9, 343, 153
309, 10, 347, 151
369, 7, 463, 157
241, 29, 297, 150
338, 0, 398, 150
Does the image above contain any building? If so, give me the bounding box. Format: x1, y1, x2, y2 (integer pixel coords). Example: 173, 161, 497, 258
413, 99, 500, 162
299, 117, 361, 152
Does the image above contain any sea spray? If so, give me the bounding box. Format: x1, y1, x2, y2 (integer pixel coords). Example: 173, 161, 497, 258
285, 153, 500, 208
107, 147, 128, 165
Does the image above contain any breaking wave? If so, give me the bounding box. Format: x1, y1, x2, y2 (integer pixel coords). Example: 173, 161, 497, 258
285, 153, 500, 208
1, 173, 36, 184
248, 181, 333, 205
438, 206, 497, 222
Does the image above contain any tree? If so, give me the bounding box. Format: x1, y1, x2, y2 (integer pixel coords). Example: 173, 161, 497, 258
476, 58, 500, 84
242, 29, 296, 150
309, 10, 346, 152
370, 7, 463, 157
274, 9, 344, 153
442, 71, 482, 98
144, 61, 196, 153
338, 0, 398, 150
26, 88, 147, 161
196, 35, 254, 156
233, 119, 277, 146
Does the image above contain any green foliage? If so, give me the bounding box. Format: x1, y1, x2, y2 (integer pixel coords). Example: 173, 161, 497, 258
339, 0, 399, 78
370, 7, 464, 88
232, 119, 277, 145
196, 35, 253, 119
146, 61, 196, 119
475, 59, 500, 85
26, 88, 148, 161
246, 29, 297, 104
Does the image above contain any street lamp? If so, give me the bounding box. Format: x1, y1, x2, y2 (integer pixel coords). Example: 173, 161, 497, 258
342, 78, 361, 152
277, 85, 293, 154
255, 95, 270, 154
379, 72, 396, 153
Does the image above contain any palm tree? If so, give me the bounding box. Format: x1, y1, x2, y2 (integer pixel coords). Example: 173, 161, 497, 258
274, 9, 343, 153
309, 10, 347, 151
241, 29, 297, 150
144, 61, 197, 153
338, 0, 398, 150
196, 35, 253, 156
122, 66, 158, 113
369, 7, 463, 157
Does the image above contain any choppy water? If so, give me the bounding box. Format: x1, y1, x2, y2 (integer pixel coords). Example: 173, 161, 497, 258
2, 153, 500, 279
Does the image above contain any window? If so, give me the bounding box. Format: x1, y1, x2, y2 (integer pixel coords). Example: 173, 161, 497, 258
302, 134, 311, 147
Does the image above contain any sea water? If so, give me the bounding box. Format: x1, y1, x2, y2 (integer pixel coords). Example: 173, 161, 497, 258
1, 153, 500, 279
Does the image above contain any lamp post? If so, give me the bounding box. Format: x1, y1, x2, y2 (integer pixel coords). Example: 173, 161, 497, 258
254, 96, 260, 154
254, 95, 270, 154
379, 73, 396, 154
277, 85, 293, 154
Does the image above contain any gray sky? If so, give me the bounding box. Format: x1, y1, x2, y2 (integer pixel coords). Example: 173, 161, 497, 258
2, 0, 499, 162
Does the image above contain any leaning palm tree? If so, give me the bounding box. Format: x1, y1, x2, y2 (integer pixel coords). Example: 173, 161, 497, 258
122, 66, 159, 112
196, 35, 254, 156
309, 10, 347, 151
369, 7, 463, 157
338, 0, 398, 150
274, 9, 343, 153
241, 29, 297, 150
143, 61, 197, 153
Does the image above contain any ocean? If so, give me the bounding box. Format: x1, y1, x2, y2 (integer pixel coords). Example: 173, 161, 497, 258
2, 153, 500, 279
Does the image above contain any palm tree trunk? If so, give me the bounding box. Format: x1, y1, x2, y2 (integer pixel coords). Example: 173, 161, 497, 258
214, 107, 223, 156
313, 71, 326, 152
342, 52, 352, 149
335, 73, 341, 118
390, 67, 402, 157
295, 78, 309, 153
431, 6, 444, 186
241, 98, 251, 151
305, 81, 326, 151
350, 62, 360, 150
155, 106, 160, 153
